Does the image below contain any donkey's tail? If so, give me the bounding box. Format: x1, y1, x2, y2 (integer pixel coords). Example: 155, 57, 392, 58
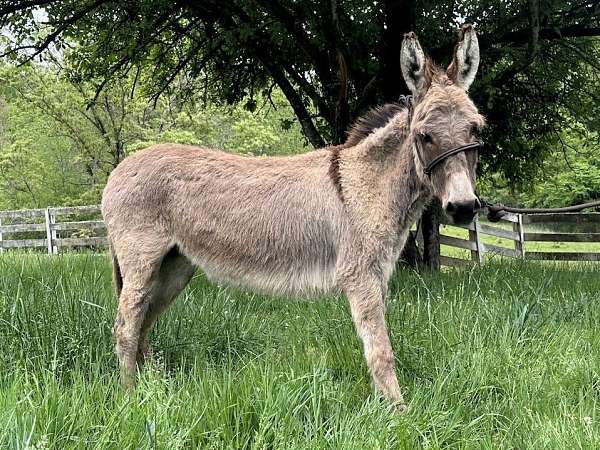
109, 245, 123, 298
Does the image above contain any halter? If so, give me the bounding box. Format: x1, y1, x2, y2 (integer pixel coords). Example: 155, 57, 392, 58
398, 95, 482, 177
423, 142, 482, 176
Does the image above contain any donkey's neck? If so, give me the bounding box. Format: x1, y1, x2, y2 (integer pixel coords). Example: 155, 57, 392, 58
338, 111, 432, 240
393, 139, 432, 233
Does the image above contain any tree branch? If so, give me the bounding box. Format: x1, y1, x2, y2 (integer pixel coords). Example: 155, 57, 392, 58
283, 65, 332, 122
1, 0, 108, 61
483, 25, 600, 48
261, 59, 325, 148
432, 24, 600, 59
251, 0, 333, 85
150, 39, 208, 107
0, 0, 57, 16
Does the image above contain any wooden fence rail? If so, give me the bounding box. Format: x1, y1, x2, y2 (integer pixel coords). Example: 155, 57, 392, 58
0, 205, 107, 254
1, 206, 599, 264
440, 211, 600, 267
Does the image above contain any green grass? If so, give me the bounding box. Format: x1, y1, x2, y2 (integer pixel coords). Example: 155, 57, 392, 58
1, 254, 600, 449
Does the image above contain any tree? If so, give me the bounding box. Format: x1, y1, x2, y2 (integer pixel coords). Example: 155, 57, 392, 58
1, 1, 598, 176
481, 124, 600, 209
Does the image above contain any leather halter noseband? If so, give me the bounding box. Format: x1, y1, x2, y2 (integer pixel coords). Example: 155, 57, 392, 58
399, 95, 482, 177
423, 142, 482, 176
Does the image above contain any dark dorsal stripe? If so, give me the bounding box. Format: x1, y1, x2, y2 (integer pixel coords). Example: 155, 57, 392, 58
328, 145, 343, 201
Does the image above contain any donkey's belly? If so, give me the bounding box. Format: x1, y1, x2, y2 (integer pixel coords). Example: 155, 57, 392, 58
173, 220, 340, 298
194, 253, 335, 297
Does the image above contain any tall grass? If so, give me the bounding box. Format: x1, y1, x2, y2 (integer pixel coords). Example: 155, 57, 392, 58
1, 254, 599, 448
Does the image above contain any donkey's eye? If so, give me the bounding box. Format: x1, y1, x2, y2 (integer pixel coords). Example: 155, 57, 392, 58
470, 125, 479, 136
422, 133, 433, 144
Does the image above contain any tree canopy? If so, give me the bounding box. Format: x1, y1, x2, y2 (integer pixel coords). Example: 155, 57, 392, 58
1, 0, 599, 186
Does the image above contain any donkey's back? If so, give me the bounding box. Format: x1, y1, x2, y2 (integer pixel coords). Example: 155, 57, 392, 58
102, 144, 344, 297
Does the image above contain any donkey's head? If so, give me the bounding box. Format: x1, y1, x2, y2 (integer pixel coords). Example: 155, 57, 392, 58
401, 24, 486, 224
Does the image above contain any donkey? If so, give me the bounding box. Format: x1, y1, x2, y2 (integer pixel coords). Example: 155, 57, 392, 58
102, 24, 485, 411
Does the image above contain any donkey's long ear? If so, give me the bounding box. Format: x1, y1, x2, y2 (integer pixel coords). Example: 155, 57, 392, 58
401, 32, 428, 96
447, 24, 480, 91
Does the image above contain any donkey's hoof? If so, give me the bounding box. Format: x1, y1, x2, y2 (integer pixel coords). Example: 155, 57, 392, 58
395, 402, 409, 414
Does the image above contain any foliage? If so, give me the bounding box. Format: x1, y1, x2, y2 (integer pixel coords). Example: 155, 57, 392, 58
524, 132, 600, 208
0, 62, 305, 209
480, 127, 600, 208
0, 73, 84, 209
2, 255, 600, 447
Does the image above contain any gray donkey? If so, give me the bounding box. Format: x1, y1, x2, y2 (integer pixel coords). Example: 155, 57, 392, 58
102, 25, 485, 411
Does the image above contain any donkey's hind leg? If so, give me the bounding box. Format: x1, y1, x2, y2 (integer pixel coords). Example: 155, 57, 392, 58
137, 247, 196, 366
114, 243, 168, 389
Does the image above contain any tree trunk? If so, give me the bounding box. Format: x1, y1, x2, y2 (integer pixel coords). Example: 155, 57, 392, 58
380, 0, 416, 100
383, 0, 429, 272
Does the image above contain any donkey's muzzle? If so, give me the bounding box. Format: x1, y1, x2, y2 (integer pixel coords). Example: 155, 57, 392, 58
446, 198, 480, 225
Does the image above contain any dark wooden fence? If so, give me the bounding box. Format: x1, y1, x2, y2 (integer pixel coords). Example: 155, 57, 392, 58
1, 206, 599, 265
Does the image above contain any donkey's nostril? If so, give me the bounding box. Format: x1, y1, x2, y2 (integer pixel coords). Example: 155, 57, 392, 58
446, 202, 457, 213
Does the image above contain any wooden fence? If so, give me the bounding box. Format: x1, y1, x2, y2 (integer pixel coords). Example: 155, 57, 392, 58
0, 205, 599, 265
0, 205, 106, 253
440, 211, 600, 267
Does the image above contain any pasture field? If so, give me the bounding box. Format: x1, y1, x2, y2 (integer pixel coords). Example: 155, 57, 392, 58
1, 254, 600, 449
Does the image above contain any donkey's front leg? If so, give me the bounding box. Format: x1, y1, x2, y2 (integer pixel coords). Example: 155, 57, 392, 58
344, 278, 407, 412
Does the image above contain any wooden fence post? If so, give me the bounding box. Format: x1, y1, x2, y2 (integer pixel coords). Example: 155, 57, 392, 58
44, 208, 53, 255
422, 201, 442, 271
49, 209, 58, 254
513, 213, 525, 259
469, 216, 484, 263
399, 231, 424, 269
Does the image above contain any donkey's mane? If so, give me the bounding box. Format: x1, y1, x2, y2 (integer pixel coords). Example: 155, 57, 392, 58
343, 102, 406, 148
329, 102, 408, 202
